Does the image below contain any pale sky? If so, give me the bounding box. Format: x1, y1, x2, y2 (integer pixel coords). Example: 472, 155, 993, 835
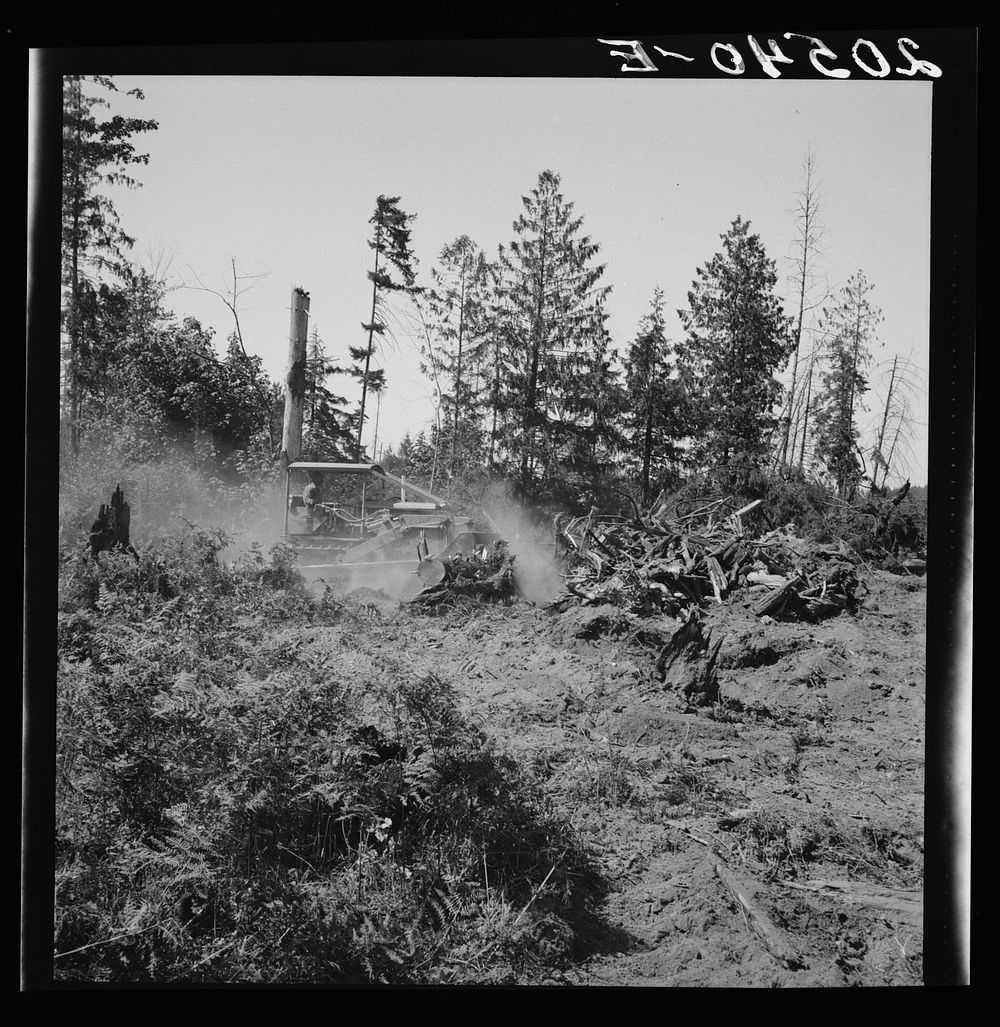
82, 74, 932, 482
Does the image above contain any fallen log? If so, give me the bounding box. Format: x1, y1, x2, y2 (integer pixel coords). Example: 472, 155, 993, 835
705, 555, 727, 603
746, 572, 789, 589
753, 574, 802, 618
714, 861, 809, 971
781, 879, 921, 925
663, 821, 809, 972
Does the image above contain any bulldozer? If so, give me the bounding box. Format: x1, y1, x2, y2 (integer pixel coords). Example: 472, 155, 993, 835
277, 288, 502, 595
282, 461, 501, 593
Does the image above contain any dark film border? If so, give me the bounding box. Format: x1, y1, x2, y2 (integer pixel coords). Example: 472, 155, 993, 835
25, 29, 976, 988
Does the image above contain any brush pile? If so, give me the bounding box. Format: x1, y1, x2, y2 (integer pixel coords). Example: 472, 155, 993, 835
553, 499, 866, 621
409, 540, 517, 609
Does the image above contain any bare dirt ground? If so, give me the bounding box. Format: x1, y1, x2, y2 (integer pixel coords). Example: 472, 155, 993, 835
297, 567, 926, 987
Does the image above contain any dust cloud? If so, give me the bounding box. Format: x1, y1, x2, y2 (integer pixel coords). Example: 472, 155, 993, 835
314, 557, 426, 602
60, 439, 287, 564
62, 443, 565, 608
480, 483, 565, 606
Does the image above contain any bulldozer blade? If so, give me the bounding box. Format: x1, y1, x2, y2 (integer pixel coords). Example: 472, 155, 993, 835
415, 558, 447, 587
298, 556, 427, 598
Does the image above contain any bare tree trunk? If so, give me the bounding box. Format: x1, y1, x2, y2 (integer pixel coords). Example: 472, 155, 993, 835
451, 267, 467, 473
520, 218, 549, 487
641, 342, 656, 506
357, 227, 381, 460
372, 388, 382, 461
281, 287, 310, 465
872, 354, 898, 493
797, 348, 815, 473
489, 356, 500, 468
882, 417, 903, 490
780, 153, 820, 467
67, 77, 84, 457
69, 234, 81, 456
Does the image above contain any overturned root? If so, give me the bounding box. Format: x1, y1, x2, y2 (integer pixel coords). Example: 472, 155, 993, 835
409, 542, 517, 609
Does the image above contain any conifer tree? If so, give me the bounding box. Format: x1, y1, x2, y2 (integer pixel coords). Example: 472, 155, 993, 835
302, 327, 355, 461
495, 170, 613, 490
622, 287, 686, 504
61, 75, 158, 453
480, 263, 520, 470
676, 216, 794, 484
421, 235, 492, 473
409, 430, 437, 478
573, 347, 626, 507
812, 271, 883, 500
355, 195, 421, 459
69, 269, 171, 446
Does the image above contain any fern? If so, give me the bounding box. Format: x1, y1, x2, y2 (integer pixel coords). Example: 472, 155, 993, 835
426, 886, 463, 930
151, 594, 184, 625
56, 506, 598, 984
96, 583, 116, 617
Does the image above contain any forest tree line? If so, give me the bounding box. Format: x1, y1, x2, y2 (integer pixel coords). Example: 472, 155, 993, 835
60, 75, 923, 517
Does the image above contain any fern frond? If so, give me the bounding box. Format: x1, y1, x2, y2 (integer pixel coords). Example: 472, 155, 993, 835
426, 886, 462, 930
96, 583, 116, 616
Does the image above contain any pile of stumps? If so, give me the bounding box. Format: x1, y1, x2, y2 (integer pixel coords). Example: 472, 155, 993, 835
553, 499, 866, 622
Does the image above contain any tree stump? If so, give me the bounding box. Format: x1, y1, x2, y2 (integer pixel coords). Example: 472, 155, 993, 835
654, 615, 724, 706
89, 485, 137, 558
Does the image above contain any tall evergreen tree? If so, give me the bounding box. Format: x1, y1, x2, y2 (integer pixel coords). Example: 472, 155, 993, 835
479, 263, 520, 470
812, 271, 883, 500
421, 235, 492, 473
382, 431, 416, 478
354, 195, 421, 459
383, 429, 437, 480
622, 287, 686, 505
69, 268, 172, 435
302, 327, 355, 461
676, 216, 794, 483
572, 347, 626, 507
61, 75, 158, 453
72, 279, 132, 422
495, 170, 613, 489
